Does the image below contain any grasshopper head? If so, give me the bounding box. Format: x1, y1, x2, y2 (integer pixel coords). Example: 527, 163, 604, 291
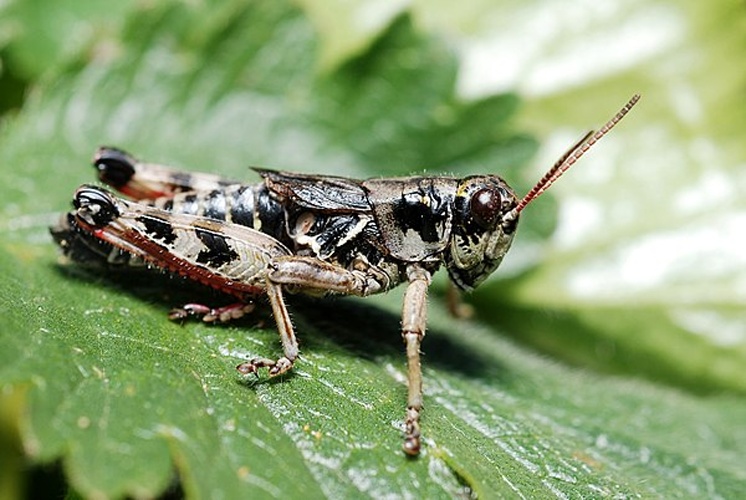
445, 176, 519, 291
445, 94, 640, 291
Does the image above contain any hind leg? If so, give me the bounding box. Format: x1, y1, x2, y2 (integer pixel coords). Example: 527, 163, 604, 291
169, 302, 256, 323
92, 146, 241, 200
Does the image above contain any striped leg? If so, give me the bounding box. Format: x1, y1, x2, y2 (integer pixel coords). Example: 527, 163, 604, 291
401, 265, 431, 456
93, 146, 241, 200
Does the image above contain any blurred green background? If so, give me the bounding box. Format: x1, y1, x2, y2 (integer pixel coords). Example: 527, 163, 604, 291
1, 0, 744, 498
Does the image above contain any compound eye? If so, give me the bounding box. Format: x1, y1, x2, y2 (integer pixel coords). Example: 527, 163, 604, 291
470, 187, 502, 228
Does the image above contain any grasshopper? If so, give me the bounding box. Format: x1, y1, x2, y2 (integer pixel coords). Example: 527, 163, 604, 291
52, 94, 639, 456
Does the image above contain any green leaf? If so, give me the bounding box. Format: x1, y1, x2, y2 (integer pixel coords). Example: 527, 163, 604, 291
1, 0, 745, 498
0, 0, 136, 79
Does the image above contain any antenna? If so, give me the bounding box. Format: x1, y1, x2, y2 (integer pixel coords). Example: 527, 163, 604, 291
505, 93, 640, 221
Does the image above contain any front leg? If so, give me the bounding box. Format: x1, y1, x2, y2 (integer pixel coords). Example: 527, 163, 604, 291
445, 280, 474, 319
401, 265, 431, 456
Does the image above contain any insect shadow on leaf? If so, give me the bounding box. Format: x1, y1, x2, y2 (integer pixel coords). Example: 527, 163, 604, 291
292, 294, 501, 379
52, 260, 499, 382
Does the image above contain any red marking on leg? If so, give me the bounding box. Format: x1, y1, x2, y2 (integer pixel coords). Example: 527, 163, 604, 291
76, 218, 263, 299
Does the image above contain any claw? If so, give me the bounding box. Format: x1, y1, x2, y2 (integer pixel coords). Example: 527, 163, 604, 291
236, 356, 294, 378
403, 407, 422, 456
169, 302, 254, 323
268, 356, 293, 376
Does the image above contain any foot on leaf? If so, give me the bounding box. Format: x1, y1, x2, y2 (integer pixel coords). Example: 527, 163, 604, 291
169, 302, 255, 323
236, 356, 294, 377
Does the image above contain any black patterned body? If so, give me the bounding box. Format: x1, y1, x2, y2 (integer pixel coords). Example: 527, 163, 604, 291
54, 147, 521, 298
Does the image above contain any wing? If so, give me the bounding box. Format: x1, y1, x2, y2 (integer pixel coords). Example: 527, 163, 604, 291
255, 168, 371, 213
